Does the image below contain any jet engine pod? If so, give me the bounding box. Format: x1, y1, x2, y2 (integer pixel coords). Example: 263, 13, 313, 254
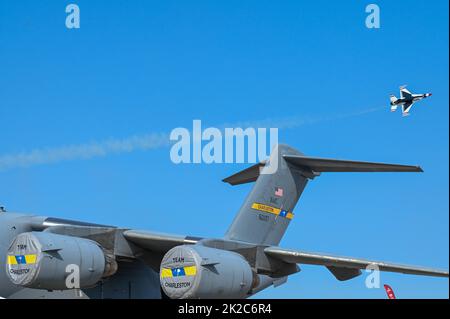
6, 231, 113, 290
160, 245, 254, 299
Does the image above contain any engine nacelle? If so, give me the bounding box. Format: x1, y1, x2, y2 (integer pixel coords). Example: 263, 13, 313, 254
6, 232, 115, 290
160, 245, 254, 299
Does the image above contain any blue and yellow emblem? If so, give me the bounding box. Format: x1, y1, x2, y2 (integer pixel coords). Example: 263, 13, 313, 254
7, 254, 37, 265
251, 203, 294, 220
160, 266, 197, 278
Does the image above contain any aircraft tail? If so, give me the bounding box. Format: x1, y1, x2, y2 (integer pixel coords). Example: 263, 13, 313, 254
223, 144, 422, 246
390, 95, 398, 111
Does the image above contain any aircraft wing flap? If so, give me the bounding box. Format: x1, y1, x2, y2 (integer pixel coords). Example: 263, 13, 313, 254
264, 246, 449, 278
123, 230, 201, 252
283, 155, 423, 172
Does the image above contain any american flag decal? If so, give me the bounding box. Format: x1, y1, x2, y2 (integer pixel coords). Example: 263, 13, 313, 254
274, 187, 284, 197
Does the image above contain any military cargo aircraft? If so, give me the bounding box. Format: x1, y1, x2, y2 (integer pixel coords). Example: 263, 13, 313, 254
390, 85, 432, 116
0, 144, 448, 299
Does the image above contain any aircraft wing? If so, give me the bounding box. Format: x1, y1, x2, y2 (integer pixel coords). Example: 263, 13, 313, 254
400, 87, 413, 99
123, 232, 449, 279
123, 229, 202, 252
402, 101, 414, 115
264, 246, 449, 279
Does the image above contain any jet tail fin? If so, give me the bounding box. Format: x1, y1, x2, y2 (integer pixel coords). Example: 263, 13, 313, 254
390, 95, 398, 111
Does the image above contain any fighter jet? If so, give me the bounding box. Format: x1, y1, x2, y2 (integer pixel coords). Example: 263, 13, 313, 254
0, 145, 448, 299
390, 85, 432, 117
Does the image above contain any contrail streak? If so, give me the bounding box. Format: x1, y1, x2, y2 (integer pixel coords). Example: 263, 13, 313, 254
0, 107, 384, 171
0, 133, 170, 171
219, 106, 384, 129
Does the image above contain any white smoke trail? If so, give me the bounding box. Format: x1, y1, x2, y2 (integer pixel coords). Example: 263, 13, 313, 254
0, 107, 384, 171
219, 106, 384, 130
0, 133, 170, 171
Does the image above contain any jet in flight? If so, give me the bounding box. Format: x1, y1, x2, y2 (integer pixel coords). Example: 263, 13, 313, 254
0, 145, 448, 299
390, 86, 432, 116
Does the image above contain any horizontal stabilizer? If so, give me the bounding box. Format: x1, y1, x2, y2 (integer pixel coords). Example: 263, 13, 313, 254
264, 247, 449, 278
283, 155, 423, 173
222, 154, 423, 186
222, 161, 266, 185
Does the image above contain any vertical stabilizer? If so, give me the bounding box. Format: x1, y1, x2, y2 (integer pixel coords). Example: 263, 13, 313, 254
224, 145, 309, 246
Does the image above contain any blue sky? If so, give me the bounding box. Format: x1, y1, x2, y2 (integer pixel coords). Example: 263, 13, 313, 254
0, 0, 448, 298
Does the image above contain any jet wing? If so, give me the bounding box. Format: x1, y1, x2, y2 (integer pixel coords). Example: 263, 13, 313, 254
264, 246, 449, 278
123, 230, 202, 252
400, 87, 413, 99
402, 101, 414, 115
